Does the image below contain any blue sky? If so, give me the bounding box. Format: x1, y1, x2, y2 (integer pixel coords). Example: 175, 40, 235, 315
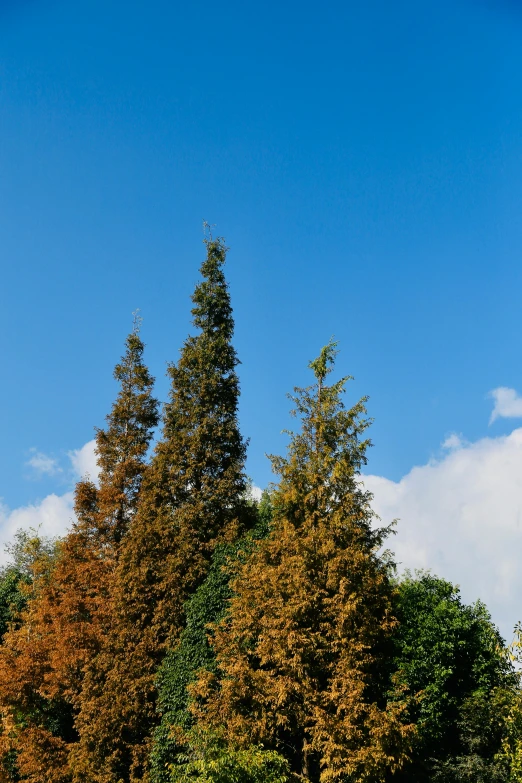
2, 0, 522, 637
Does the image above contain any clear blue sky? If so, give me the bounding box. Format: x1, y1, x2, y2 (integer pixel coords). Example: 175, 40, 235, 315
2, 0, 522, 508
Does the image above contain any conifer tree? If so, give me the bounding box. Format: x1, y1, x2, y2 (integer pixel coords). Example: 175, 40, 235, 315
72, 235, 252, 783
0, 320, 158, 783
190, 342, 414, 783
120, 234, 250, 638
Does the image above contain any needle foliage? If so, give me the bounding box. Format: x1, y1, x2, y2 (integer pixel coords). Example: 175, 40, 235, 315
0, 322, 158, 783
188, 342, 414, 783
73, 236, 253, 783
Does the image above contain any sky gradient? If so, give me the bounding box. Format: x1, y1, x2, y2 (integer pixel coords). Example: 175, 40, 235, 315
2, 0, 522, 641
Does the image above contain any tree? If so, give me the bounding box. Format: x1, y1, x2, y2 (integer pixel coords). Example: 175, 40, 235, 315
0, 527, 58, 643
73, 235, 254, 783
190, 342, 414, 783
0, 568, 26, 643
387, 572, 517, 782
150, 492, 273, 783
165, 727, 290, 783
0, 319, 158, 783
0, 529, 59, 782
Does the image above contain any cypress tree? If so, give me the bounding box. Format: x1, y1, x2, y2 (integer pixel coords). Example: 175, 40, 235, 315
190, 342, 414, 783
120, 235, 251, 639
73, 235, 253, 783
90, 311, 161, 545
0, 320, 158, 783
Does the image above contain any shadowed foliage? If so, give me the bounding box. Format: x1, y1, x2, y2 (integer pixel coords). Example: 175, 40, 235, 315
73, 236, 254, 783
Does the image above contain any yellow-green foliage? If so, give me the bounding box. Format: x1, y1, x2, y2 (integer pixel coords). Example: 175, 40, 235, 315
190, 343, 414, 782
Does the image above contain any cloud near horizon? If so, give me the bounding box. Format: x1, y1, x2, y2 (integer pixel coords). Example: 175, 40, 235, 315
0, 441, 99, 567
364, 427, 522, 645
2, 428, 522, 646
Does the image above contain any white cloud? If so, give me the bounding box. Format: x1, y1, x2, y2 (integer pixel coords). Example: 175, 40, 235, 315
0, 492, 74, 567
6, 425, 522, 651
364, 427, 522, 646
249, 485, 263, 502
442, 433, 465, 450
0, 440, 99, 568
489, 387, 522, 424
26, 449, 61, 477
69, 440, 99, 482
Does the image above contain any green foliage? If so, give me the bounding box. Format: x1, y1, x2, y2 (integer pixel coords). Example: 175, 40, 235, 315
4, 527, 58, 581
150, 494, 273, 783
487, 625, 522, 782
0, 527, 59, 642
0, 568, 27, 641
167, 728, 290, 783
388, 571, 516, 781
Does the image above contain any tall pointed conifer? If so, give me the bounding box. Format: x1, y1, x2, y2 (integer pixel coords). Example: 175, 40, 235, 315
72, 235, 252, 783
0, 320, 158, 783
190, 342, 414, 783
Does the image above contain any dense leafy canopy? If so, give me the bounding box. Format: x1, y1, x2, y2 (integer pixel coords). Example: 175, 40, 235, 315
387, 572, 516, 782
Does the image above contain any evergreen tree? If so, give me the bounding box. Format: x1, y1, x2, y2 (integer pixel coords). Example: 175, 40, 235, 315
189, 342, 414, 783
0, 321, 158, 783
73, 235, 253, 783
90, 311, 161, 546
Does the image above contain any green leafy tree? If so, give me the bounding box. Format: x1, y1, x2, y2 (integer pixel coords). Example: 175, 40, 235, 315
387, 572, 516, 782
190, 342, 414, 783
0, 568, 26, 642
0, 527, 58, 643
478, 623, 522, 783
166, 728, 290, 783
74, 235, 253, 783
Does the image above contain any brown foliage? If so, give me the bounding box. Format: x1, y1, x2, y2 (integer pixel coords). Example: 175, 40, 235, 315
70, 238, 253, 782
0, 325, 158, 781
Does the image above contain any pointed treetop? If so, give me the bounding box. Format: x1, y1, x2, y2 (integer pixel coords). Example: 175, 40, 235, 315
132, 308, 143, 336
190, 233, 233, 338
202, 219, 217, 241
308, 337, 339, 382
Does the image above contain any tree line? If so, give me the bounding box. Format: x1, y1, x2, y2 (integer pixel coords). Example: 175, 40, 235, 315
0, 235, 521, 782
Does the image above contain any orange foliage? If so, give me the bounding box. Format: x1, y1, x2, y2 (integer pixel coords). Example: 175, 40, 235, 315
0, 325, 158, 781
